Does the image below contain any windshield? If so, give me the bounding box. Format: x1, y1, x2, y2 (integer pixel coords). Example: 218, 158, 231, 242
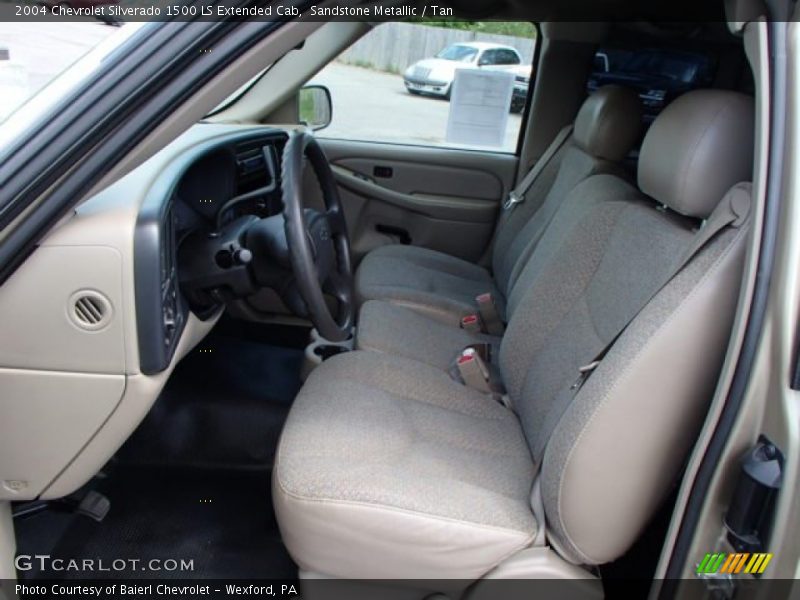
207, 63, 275, 117
0, 23, 128, 124
435, 45, 477, 63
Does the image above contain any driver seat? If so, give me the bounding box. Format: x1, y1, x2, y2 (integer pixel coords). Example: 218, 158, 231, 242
354, 85, 643, 324
273, 90, 754, 581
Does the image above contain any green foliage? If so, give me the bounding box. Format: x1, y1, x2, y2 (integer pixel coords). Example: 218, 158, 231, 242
298, 91, 314, 117
408, 19, 537, 39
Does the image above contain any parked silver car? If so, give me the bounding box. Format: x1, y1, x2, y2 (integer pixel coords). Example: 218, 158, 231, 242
402, 41, 530, 102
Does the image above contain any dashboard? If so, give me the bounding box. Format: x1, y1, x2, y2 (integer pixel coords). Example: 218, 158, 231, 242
0, 123, 293, 502
134, 127, 288, 374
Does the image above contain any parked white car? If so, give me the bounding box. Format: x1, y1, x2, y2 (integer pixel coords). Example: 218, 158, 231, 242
402, 41, 530, 102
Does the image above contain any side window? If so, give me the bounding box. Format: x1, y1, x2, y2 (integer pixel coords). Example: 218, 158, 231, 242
309, 21, 537, 153
478, 49, 498, 66
496, 49, 521, 65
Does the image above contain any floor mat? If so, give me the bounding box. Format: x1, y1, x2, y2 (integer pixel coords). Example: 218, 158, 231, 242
117, 333, 304, 469
16, 466, 296, 580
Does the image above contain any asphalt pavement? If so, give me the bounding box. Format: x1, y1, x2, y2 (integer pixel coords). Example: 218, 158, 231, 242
0, 24, 523, 152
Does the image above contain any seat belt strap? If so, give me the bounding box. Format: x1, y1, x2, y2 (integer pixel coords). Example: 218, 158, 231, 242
476, 292, 505, 335
503, 125, 573, 211
529, 184, 751, 475
530, 476, 547, 547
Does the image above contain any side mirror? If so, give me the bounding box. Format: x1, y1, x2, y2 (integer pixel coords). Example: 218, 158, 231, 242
298, 85, 332, 131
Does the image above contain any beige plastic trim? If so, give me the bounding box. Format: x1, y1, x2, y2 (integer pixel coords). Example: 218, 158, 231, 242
295, 548, 601, 600
761, 16, 800, 579
0, 502, 14, 581
88, 20, 325, 198
0, 245, 126, 374
518, 33, 597, 180
650, 17, 772, 587
726, 0, 768, 33
0, 368, 125, 501
322, 138, 516, 192
40, 310, 220, 500
332, 165, 496, 223
0, 123, 270, 502
689, 13, 800, 581
476, 546, 600, 582
211, 20, 370, 125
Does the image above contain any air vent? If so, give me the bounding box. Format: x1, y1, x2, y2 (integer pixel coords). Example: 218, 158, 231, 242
234, 139, 277, 196
69, 290, 112, 331
235, 142, 267, 179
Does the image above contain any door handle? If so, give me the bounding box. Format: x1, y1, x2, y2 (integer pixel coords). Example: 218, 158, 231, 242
375, 224, 412, 245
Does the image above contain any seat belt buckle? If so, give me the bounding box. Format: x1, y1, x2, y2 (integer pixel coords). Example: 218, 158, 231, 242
456, 348, 492, 394
476, 293, 505, 335
460, 314, 481, 333
503, 190, 523, 211
570, 360, 600, 391
465, 342, 492, 363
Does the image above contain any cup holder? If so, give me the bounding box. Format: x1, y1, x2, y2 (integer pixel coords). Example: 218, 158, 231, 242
301, 328, 357, 381
314, 345, 349, 361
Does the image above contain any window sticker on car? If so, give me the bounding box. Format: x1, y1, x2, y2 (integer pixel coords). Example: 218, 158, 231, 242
445, 68, 515, 148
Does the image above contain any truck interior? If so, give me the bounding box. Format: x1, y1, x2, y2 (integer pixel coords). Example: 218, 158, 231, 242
1, 0, 794, 598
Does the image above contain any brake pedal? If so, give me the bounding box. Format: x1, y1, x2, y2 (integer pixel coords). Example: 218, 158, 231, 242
76, 490, 110, 522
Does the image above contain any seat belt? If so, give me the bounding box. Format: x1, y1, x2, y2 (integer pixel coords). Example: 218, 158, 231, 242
503, 125, 573, 212
485, 125, 573, 270
531, 183, 752, 477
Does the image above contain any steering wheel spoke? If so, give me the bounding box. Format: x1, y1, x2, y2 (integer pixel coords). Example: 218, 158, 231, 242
326, 207, 347, 235
322, 271, 349, 303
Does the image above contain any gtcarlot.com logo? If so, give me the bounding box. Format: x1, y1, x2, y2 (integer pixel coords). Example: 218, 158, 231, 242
15, 554, 195, 573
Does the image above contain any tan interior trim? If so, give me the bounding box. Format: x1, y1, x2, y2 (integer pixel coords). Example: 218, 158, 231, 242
0, 502, 15, 580
87, 20, 325, 199
40, 310, 220, 500
651, 16, 771, 585
332, 165, 497, 223
518, 29, 599, 182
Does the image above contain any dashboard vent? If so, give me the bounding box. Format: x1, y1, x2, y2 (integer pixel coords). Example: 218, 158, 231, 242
69, 291, 112, 331
234, 139, 277, 196
235, 143, 267, 178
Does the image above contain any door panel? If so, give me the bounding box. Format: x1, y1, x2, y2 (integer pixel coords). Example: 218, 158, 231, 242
317, 139, 518, 264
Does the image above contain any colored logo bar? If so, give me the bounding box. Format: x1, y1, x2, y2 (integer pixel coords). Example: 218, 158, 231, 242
697, 552, 773, 575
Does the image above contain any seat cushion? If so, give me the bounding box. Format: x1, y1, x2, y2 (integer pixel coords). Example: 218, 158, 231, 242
354, 244, 499, 325
273, 350, 537, 580
356, 300, 500, 371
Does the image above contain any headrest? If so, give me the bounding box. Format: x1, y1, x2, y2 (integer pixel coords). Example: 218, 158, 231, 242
638, 90, 755, 219
573, 85, 643, 162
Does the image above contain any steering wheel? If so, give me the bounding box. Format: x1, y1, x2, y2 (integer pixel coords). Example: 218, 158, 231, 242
280, 130, 354, 342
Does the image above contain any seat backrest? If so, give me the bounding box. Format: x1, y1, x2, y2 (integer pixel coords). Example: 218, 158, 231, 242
492, 85, 643, 301
498, 89, 755, 565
